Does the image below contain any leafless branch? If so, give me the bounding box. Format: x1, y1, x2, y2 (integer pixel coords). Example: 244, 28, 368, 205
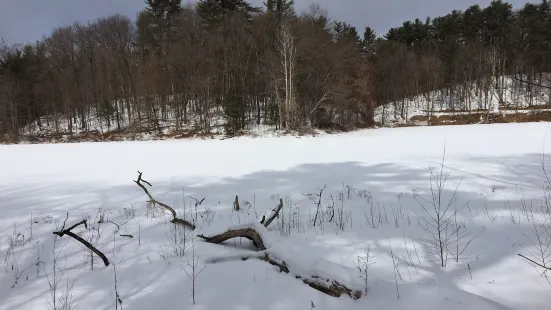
134, 171, 196, 230
53, 219, 109, 267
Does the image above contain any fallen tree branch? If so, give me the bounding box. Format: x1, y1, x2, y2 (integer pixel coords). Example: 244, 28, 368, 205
198, 226, 267, 250
260, 198, 283, 228
134, 171, 196, 230
53, 219, 110, 267
120, 234, 134, 238
518, 253, 551, 270
204, 250, 362, 299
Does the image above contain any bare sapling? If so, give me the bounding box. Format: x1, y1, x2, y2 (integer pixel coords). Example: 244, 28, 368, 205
389, 238, 400, 299
190, 196, 205, 224
449, 207, 484, 264
354, 245, 376, 295
302, 185, 327, 227
181, 237, 206, 305
518, 152, 551, 285
413, 148, 468, 268
81, 210, 108, 269
5, 221, 39, 288
45, 228, 77, 310
108, 213, 135, 233
161, 218, 192, 262
518, 203, 551, 285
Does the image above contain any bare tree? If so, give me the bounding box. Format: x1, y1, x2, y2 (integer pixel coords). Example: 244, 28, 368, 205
181, 238, 206, 305
413, 149, 466, 268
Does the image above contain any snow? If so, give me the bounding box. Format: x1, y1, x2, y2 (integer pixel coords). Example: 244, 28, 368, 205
375, 75, 551, 125
2, 122, 551, 309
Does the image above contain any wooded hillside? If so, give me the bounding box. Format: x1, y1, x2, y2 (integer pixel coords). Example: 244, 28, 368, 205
1, 0, 551, 142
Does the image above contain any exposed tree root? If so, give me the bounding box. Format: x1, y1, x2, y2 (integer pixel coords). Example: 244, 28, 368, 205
198, 227, 267, 251
53, 217, 110, 267
134, 171, 196, 230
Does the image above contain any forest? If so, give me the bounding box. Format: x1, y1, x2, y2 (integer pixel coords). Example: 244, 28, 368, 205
0, 0, 550, 140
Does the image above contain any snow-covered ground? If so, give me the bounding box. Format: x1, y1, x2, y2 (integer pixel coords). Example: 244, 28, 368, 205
2, 122, 551, 309
375, 76, 551, 125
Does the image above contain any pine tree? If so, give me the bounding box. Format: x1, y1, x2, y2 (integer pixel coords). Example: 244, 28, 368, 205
197, 0, 259, 25
140, 0, 182, 51
361, 26, 377, 55
333, 21, 360, 44
264, 0, 295, 20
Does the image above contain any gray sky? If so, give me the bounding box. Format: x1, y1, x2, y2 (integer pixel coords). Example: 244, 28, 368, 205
0, 0, 536, 45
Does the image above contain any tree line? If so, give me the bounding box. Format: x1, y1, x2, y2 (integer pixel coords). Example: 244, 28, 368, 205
1, 0, 550, 140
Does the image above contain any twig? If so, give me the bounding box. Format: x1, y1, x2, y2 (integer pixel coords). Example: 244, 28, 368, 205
302, 185, 327, 227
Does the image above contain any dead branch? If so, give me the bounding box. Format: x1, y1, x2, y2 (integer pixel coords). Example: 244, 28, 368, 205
53, 219, 110, 267
518, 253, 551, 270
189, 196, 205, 207
260, 199, 284, 228
205, 250, 362, 299
233, 195, 240, 211
120, 234, 134, 238
134, 171, 196, 230
198, 227, 267, 250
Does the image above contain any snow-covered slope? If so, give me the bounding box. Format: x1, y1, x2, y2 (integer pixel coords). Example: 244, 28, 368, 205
375, 75, 551, 125
1, 122, 551, 309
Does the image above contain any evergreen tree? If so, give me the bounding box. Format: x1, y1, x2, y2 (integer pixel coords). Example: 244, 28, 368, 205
264, 0, 295, 20
333, 21, 360, 44
463, 5, 483, 42
197, 0, 259, 24
361, 26, 377, 55
140, 0, 182, 51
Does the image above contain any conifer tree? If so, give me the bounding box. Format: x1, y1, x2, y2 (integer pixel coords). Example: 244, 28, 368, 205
197, 0, 258, 24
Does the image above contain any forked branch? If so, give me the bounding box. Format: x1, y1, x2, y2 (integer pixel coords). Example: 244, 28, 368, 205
134, 171, 196, 230
198, 227, 267, 250
53, 219, 110, 267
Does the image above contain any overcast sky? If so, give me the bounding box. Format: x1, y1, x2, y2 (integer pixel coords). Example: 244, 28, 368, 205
0, 0, 536, 45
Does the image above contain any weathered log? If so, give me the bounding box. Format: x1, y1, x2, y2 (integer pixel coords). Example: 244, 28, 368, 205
200, 225, 362, 300
53, 219, 110, 267
259, 253, 361, 299
134, 171, 196, 230
260, 198, 283, 228
198, 227, 267, 250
